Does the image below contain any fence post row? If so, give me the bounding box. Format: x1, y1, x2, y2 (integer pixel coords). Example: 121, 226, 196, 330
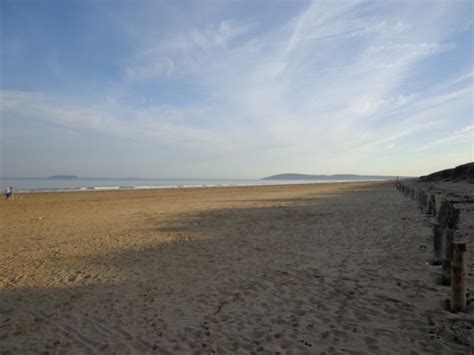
395, 182, 467, 313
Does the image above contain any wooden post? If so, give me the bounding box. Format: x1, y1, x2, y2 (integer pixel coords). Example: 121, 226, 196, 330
432, 224, 444, 265
451, 241, 467, 312
430, 195, 437, 217
417, 190, 425, 210
426, 194, 433, 214
419, 192, 424, 209
441, 229, 455, 285
421, 192, 428, 212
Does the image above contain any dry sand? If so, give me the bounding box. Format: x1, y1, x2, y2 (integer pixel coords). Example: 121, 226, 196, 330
0, 182, 472, 354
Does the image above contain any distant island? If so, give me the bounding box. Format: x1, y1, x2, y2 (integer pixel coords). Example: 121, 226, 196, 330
48, 175, 78, 180
262, 173, 400, 181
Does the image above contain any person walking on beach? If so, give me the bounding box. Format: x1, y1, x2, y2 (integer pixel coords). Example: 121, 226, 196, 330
5, 186, 12, 200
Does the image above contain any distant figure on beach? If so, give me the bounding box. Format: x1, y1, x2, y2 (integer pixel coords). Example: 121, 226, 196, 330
5, 186, 13, 200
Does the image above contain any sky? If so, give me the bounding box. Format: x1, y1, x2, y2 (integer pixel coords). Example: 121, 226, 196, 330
0, 0, 473, 179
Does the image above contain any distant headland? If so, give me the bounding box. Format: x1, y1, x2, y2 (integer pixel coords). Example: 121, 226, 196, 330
48, 175, 78, 180
262, 173, 400, 181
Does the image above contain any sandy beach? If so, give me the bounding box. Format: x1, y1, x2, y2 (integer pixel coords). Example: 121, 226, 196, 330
0, 181, 472, 353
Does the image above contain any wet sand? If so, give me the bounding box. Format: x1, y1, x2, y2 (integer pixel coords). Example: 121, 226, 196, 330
0, 182, 472, 353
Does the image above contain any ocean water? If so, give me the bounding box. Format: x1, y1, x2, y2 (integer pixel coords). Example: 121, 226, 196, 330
0, 178, 378, 193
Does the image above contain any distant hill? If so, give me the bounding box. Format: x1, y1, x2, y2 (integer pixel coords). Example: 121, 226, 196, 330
419, 162, 474, 183
48, 175, 78, 179
262, 173, 399, 181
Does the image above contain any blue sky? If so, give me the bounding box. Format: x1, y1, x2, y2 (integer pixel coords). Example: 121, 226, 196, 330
1, 0, 472, 178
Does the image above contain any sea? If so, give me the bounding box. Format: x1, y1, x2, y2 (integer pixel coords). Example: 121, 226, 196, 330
0, 177, 387, 193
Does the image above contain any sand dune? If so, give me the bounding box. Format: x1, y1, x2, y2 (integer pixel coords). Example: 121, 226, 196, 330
0, 182, 472, 353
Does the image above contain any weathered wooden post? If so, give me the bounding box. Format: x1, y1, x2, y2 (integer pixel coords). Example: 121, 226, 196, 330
421, 192, 428, 212
432, 224, 444, 265
451, 241, 467, 312
426, 194, 433, 214
441, 229, 455, 285
438, 201, 459, 230
430, 195, 437, 217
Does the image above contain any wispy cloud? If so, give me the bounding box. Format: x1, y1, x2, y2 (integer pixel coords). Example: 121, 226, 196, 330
417, 125, 474, 151
0, 90, 225, 151
125, 19, 252, 80
1, 0, 472, 177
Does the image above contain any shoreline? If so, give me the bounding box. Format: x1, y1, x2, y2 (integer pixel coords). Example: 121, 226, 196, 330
4, 179, 394, 195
